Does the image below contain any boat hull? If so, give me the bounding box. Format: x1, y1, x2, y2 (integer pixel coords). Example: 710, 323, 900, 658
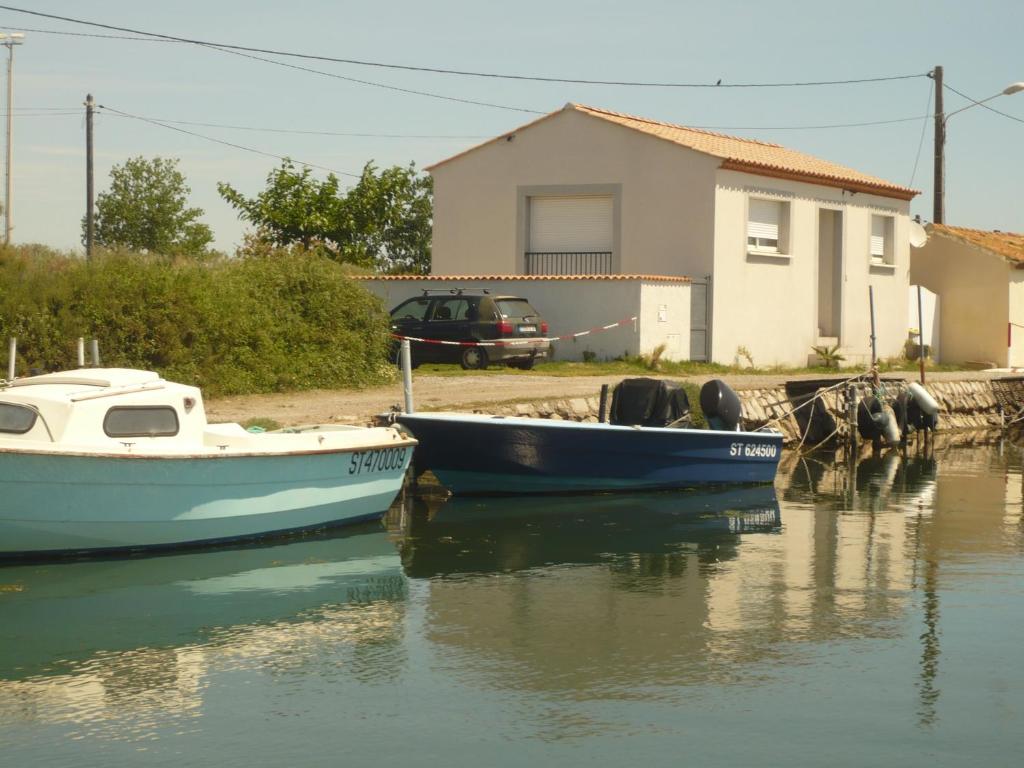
396, 413, 782, 495
0, 446, 414, 558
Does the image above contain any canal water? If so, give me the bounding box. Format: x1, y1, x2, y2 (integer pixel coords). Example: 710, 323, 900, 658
2, 443, 1023, 767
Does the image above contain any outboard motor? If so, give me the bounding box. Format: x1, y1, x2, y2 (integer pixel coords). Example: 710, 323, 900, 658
608, 378, 691, 427
700, 379, 742, 431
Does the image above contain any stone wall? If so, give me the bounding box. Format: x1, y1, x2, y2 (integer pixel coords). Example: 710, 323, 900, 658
478, 378, 1024, 448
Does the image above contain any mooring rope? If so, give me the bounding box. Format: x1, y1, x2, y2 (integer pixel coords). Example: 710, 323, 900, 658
753, 372, 872, 432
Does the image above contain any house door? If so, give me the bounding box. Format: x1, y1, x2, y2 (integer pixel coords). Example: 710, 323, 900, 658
817, 210, 843, 340
690, 279, 710, 361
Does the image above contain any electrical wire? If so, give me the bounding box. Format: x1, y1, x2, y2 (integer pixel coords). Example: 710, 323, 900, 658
689, 114, 931, 131
0, 5, 929, 89
0, 19, 544, 115
97, 105, 362, 178
908, 82, 933, 187
199, 42, 544, 114
111, 115, 489, 140
944, 82, 1024, 125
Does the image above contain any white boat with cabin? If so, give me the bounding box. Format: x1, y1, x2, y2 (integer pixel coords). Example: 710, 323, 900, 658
0, 368, 415, 558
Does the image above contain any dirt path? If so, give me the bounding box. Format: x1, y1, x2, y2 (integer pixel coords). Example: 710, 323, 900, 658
204, 369, 1002, 427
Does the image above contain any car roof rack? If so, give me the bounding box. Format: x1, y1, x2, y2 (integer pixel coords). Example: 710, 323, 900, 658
419, 288, 490, 296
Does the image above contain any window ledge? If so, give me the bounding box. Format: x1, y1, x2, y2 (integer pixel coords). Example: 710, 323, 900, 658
747, 249, 791, 262
869, 262, 897, 273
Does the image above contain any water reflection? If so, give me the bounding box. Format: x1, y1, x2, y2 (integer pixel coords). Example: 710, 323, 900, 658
2, 444, 1023, 761
398, 485, 781, 577
393, 445, 1024, 734
0, 525, 407, 740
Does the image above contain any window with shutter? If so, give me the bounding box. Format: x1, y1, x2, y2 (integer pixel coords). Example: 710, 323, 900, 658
526, 195, 614, 275
870, 215, 893, 265
747, 198, 788, 254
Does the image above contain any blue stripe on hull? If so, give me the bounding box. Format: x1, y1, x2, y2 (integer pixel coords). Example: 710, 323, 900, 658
397, 414, 782, 495
0, 447, 413, 556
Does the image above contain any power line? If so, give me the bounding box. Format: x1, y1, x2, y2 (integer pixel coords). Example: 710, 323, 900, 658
689, 114, 932, 131
200, 42, 544, 114
97, 105, 362, 177
908, 83, 933, 187
117, 115, 489, 140
3, 20, 545, 115
944, 82, 1024, 125
0, 5, 929, 89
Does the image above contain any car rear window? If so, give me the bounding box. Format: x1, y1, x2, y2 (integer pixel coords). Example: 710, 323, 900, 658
495, 299, 539, 321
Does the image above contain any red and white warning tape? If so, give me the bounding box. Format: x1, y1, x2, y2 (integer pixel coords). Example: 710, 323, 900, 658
391, 315, 637, 347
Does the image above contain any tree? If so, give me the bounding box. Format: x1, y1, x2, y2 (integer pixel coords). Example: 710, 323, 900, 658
218, 160, 432, 274
85, 156, 214, 257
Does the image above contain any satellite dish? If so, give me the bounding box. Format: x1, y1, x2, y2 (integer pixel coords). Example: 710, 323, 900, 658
909, 221, 928, 248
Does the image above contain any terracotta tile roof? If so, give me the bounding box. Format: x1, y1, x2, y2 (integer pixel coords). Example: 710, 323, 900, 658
355, 274, 692, 283
929, 224, 1024, 265
426, 103, 918, 201
571, 104, 917, 200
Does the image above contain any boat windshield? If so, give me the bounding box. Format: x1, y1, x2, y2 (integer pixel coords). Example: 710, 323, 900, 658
0, 402, 38, 434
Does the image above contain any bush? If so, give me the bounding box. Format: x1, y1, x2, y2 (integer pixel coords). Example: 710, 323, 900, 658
0, 245, 393, 396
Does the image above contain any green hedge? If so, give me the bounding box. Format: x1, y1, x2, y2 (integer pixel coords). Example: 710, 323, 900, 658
0, 246, 393, 396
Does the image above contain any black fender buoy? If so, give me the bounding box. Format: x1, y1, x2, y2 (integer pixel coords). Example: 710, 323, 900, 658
857, 396, 886, 440
700, 379, 743, 431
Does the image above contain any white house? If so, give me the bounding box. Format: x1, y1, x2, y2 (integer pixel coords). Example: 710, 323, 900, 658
369, 103, 919, 366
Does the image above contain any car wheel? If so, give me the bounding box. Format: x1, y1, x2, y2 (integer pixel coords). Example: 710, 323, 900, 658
460, 346, 488, 370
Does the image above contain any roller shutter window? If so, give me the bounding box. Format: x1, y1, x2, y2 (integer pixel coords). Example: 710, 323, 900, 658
529, 195, 613, 253
747, 198, 782, 253
871, 215, 893, 264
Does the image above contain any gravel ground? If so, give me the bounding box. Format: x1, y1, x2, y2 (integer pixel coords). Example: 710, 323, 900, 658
204, 369, 1005, 427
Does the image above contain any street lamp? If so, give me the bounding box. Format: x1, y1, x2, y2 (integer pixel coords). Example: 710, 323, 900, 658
0, 31, 24, 246
932, 65, 1023, 224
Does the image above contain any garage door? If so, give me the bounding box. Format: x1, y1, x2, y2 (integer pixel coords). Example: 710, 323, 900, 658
528, 195, 613, 275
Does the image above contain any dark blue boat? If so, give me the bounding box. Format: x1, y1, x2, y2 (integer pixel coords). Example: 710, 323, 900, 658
394, 378, 782, 495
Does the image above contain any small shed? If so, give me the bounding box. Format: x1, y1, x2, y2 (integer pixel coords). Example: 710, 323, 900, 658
910, 225, 1024, 367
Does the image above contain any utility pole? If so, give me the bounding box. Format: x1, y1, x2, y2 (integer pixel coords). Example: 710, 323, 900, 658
1, 31, 24, 246
932, 65, 944, 225
85, 93, 94, 259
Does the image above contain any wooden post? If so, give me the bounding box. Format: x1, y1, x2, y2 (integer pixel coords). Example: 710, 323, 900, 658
598, 384, 609, 423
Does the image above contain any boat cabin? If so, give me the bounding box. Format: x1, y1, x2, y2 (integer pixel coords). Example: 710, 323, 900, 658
0, 368, 210, 450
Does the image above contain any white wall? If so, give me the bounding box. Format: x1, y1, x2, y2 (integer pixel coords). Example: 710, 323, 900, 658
911, 235, 1010, 367
712, 170, 911, 367
430, 107, 720, 279
360, 277, 692, 362
1008, 271, 1024, 367
908, 285, 940, 362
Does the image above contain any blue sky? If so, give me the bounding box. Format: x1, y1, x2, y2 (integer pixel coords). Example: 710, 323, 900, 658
4, 0, 1023, 253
